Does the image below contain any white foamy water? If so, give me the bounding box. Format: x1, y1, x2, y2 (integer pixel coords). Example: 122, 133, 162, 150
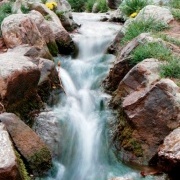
43, 13, 155, 180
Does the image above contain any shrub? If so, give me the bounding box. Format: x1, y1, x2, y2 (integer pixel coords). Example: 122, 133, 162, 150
160, 57, 180, 79
96, 0, 108, 13
130, 42, 172, 65
169, 0, 180, 9
119, 0, 150, 17
20, 5, 31, 14
68, 0, 86, 12
122, 18, 169, 43
86, 0, 96, 12
0, 2, 12, 36
171, 8, 180, 21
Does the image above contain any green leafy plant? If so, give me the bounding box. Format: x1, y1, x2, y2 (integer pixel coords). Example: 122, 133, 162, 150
122, 18, 169, 43
119, 0, 150, 17
96, 0, 108, 13
130, 42, 172, 65
20, 5, 31, 14
160, 57, 180, 79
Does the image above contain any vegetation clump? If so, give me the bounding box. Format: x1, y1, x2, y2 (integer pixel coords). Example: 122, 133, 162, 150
119, 0, 150, 17
122, 18, 169, 43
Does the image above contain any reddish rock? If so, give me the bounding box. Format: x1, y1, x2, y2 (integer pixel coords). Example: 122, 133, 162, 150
0, 113, 52, 175
0, 52, 40, 111
121, 79, 180, 164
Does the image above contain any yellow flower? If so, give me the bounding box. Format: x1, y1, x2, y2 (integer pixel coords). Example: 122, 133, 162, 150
130, 12, 138, 18
45, 1, 57, 10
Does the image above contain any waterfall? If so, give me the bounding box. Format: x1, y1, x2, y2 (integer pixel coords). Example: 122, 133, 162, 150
44, 13, 154, 180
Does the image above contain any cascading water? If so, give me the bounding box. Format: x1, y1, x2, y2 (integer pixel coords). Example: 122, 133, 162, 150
44, 13, 155, 180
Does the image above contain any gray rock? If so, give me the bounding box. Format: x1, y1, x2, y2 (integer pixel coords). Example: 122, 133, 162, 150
0, 123, 20, 180
106, 0, 122, 9
33, 111, 61, 157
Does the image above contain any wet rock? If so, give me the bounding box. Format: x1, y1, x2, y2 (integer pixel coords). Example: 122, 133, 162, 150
158, 127, 180, 173
0, 113, 52, 175
0, 123, 21, 180
0, 52, 40, 111
109, 9, 125, 23
33, 111, 61, 157
121, 79, 180, 164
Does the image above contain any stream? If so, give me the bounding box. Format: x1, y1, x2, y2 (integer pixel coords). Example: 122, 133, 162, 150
43, 13, 155, 180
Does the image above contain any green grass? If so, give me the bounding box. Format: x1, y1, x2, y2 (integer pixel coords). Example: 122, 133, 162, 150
169, 0, 180, 9
130, 42, 172, 65
86, 0, 96, 12
160, 57, 180, 79
171, 8, 180, 21
0, 2, 13, 36
68, 0, 86, 12
155, 33, 180, 47
96, 0, 108, 13
119, 0, 150, 17
21, 5, 31, 14
122, 18, 169, 43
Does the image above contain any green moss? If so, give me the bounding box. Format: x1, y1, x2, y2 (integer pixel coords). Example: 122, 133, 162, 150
15, 150, 31, 180
115, 108, 143, 157
28, 147, 52, 175
47, 42, 58, 56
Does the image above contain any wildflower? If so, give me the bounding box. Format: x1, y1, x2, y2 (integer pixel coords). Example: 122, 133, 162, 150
45, 1, 57, 10
130, 12, 138, 18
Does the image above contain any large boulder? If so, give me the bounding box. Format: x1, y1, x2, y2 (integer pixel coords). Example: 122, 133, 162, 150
158, 127, 180, 174
0, 52, 40, 112
29, 10, 58, 56
0, 113, 52, 175
117, 79, 180, 165
33, 111, 62, 158
103, 33, 160, 93
112, 58, 161, 105
28, 2, 76, 55
0, 123, 21, 180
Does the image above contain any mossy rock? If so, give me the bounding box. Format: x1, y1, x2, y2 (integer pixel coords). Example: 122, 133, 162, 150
47, 42, 58, 56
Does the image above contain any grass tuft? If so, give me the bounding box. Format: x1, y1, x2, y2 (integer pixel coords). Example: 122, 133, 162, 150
169, 0, 180, 9
171, 8, 180, 21
119, 0, 150, 17
122, 18, 169, 43
130, 42, 172, 65
160, 57, 180, 79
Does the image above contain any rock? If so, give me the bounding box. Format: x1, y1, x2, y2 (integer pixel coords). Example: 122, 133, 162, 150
109, 9, 125, 23
1, 14, 45, 49
120, 79, 180, 165
33, 58, 61, 104
28, 2, 76, 55
123, 5, 174, 33
113, 58, 161, 105
107, 0, 122, 9
158, 127, 180, 173
0, 123, 21, 180
135, 5, 174, 24
29, 10, 58, 56
0, 113, 52, 175
33, 111, 61, 157
0, 52, 40, 111
92, 2, 99, 13
103, 33, 163, 93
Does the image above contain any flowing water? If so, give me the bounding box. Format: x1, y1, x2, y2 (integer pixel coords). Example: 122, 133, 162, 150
44, 13, 155, 180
